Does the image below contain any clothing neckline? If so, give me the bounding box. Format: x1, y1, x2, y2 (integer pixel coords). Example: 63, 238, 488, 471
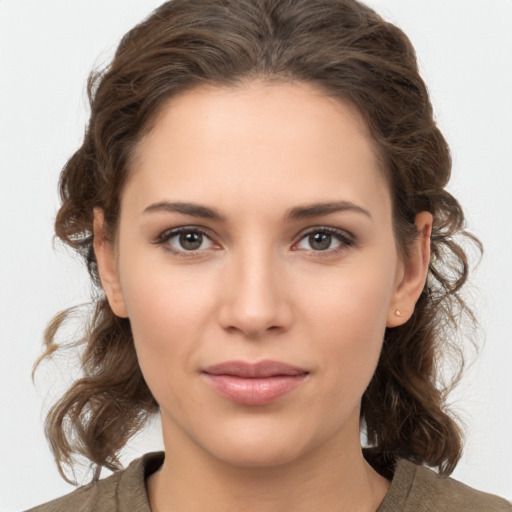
116, 451, 416, 512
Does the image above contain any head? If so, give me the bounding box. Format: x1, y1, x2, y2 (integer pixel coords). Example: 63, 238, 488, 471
41, 0, 478, 482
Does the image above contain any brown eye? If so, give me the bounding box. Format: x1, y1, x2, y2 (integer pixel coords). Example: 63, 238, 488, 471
295, 227, 354, 253
158, 227, 216, 254
179, 231, 204, 250
308, 232, 332, 251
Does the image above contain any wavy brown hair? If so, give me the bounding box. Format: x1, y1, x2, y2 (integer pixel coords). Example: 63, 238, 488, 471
35, 0, 481, 483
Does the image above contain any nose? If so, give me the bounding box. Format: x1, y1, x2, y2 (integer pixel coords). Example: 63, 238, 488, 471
217, 246, 293, 339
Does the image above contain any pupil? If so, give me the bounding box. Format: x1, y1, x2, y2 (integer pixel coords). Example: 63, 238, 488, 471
310, 232, 331, 250
180, 231, 203, 250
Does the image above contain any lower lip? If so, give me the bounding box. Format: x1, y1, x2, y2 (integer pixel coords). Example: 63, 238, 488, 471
202, 373, 308, 405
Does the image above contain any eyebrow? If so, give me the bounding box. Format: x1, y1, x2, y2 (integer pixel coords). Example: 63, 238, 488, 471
142, 200, 372, 222
283, 201, 372, 222
143, 201, 227, 221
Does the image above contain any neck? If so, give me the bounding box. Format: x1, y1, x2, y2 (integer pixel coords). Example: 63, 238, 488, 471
147, 415, 390, 512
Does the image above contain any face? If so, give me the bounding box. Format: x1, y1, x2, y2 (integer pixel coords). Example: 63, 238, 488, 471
95, 81, 429, 469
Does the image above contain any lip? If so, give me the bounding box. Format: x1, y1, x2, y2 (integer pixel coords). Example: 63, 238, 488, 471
201, 360, 309, 405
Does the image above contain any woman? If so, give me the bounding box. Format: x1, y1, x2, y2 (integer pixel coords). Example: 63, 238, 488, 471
24, 0, 511, 510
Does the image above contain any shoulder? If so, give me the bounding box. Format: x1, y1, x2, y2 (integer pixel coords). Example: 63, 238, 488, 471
380, 458, 512, 512
411, 462, 511, 511
25, 452, 164, 512
25, 472, 122, 512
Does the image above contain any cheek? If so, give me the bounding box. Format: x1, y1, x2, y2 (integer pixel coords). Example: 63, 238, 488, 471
299, 259, 396, 399
301, 254, 396, 336
117, 253, 219, 397
124, 271, 212, 340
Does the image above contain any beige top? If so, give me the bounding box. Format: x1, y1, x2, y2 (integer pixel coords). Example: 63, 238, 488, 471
27, 452, 511, 512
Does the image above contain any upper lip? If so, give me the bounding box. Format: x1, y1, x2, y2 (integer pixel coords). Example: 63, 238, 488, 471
202, 360, 309, 378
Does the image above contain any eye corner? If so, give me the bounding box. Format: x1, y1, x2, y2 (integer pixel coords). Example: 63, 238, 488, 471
152, 225, 223, 259
293, 226, 356, 255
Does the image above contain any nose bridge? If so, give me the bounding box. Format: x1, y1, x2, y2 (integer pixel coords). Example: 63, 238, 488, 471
218, 239, 291, 337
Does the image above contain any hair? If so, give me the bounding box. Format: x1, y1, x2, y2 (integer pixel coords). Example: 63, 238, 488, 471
35, 0, 482, 484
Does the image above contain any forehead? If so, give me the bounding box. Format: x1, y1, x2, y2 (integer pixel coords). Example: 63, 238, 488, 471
125, 80, 391, 222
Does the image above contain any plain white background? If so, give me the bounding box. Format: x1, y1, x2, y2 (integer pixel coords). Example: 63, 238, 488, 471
1, 0, 511, 509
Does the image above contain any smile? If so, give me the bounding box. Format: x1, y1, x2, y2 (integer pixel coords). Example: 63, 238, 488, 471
201, 360, 309, 405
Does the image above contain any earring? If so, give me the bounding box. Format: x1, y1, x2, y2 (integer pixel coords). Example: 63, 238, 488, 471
395, 310, 402, 317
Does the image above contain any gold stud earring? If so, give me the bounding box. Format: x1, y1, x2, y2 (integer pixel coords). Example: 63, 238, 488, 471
395, 310, 402, 317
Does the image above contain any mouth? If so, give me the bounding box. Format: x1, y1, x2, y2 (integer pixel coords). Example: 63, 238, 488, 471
201, 360, 309, 405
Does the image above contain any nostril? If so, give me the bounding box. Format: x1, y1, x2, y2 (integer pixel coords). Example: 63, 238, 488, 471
216, 269, 294, 337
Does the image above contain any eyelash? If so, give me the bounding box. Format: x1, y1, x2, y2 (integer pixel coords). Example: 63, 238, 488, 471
294, 226, 354, 255
153, 226, 214, 258
153, 225, 355, 258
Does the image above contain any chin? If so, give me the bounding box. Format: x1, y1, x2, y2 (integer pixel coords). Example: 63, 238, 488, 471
211, 441, 304, 469
198, 416, 317, 469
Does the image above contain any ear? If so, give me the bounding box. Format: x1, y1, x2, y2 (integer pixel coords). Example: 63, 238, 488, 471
386, 211, 432, 327
93, 208, 128, 318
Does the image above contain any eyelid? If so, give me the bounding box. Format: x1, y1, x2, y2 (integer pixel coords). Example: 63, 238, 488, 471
153, 225, 220, 257
152, 224, 355, 257
154, 225, 212, 243
292, 226, 355, 253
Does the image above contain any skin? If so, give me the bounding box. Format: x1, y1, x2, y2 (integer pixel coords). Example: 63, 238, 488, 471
94, 80, 432, 512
